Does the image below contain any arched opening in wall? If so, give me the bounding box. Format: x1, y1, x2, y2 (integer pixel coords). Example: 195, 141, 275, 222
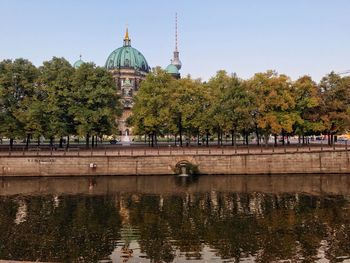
125, 129, 130, 136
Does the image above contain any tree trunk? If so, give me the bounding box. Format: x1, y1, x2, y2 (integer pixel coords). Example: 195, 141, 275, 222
66, 136, 70, 149
59, 137, 63, 148
9, 138, 14, 150
255, 124, 260, 146
231, 130, 234, 146
86, 134, 90, 148
25, 134, 30, 149
37, 136, 40, 146
245, 133, 249, 145
217, 128, 220, 146
50, 137, 54, 148
274, 135, 277, 146
179, 128, 183, 147
206, 131, 209, 147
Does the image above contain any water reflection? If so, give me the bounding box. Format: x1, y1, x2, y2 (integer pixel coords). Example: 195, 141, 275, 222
0, 175, 350, 262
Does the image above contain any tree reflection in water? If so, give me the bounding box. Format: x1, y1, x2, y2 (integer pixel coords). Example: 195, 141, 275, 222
0, 176, 349, 262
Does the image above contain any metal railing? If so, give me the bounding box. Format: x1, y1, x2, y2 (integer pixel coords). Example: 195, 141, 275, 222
0, 142, 348, 157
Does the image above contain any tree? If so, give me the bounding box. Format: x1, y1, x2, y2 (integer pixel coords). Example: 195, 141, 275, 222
0, 59, 38, 148
319, 72, 350, 145
25, 57, 75, 147
222, 76, 254, 145
246, 71, 300, 145
293, 75, 322, 144
205, 70, 233, 145
166, 77, 206, 146
70, 63, 121, 147
129, 67, 174, 146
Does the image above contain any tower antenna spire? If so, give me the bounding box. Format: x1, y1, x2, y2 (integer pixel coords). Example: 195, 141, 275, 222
171, 12, 182, 70
175, 13, 178, 52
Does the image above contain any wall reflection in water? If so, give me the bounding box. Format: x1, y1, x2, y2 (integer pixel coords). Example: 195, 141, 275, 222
0, 175, 349, 262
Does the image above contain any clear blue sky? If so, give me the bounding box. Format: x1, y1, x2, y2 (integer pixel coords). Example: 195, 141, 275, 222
1, 0, 349, 81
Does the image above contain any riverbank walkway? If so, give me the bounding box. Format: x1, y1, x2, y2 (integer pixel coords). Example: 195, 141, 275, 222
0, 143, 348, 157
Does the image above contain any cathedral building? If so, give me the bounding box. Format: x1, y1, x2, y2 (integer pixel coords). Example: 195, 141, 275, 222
73, 16, 181, 137
105, 28, 151, 136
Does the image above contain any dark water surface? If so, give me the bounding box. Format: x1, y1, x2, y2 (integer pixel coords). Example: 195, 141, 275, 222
0, 175, 350, 263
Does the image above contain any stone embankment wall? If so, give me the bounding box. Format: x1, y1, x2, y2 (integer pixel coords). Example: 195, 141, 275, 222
0, 149, 349, 176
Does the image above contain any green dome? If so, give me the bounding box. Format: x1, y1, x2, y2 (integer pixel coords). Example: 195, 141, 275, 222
73, 59, 84, 69
166, 64, 179, 74
105, 45, 150, 72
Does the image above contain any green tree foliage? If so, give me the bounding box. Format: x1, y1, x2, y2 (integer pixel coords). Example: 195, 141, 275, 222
130, 69, 350, 146
246, 71, 301, 144
36, 57, 75, 147
0, 58, 121, 148
0, 59, 38, 148
319, 72, 350, 144
167, 76, 208, 146
71, 63, 121, 146
293, 75, 323, 143
129, 67, 174, 146
1, 56, 350, 147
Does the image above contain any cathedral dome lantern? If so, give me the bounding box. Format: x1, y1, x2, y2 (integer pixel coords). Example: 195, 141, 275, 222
105, 28, 150, 72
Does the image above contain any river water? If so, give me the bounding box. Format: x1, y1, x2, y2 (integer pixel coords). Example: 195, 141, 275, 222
0, 175, 349, 263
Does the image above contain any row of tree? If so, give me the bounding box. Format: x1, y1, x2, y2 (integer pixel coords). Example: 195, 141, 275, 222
1, 58, 349, 148
129, 68, 350, 146
0, 58, 121, 148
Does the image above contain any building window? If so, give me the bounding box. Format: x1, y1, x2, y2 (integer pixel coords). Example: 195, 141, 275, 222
124, 59, 130, 67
